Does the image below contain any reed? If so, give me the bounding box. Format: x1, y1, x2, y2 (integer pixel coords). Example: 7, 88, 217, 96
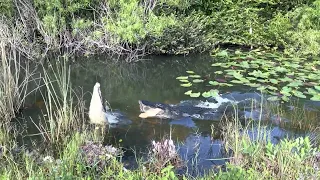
31, 57, 88, 148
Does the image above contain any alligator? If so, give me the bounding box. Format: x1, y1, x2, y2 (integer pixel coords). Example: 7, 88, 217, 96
138, 95, 260, 120
89, 82, 132, 126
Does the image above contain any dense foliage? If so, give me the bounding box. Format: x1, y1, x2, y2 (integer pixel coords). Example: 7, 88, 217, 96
1, 0, 320, 59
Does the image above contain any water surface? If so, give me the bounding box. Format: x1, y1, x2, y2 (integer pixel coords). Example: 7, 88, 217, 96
20, 54, 319, 174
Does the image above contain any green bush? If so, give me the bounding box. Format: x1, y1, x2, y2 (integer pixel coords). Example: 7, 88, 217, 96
285, 0, 320, 55
3, 0, 320, 57
103, 0, 176, 44
33, 0, 98, 37
0, 0, 13, 18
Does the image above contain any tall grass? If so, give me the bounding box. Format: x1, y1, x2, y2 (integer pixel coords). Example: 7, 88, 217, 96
31, 57, 88, 149
0, 32, 36, 175
0, 41, 33, 123
211, 99, 320, 179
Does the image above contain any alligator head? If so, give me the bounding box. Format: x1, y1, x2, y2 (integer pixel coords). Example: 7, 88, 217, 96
138, 100, 174, 119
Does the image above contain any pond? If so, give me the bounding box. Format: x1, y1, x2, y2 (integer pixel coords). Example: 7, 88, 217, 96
18, 54, 320, 175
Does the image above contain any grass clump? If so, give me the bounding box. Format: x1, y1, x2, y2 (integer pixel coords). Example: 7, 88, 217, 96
211, 115, 320, 179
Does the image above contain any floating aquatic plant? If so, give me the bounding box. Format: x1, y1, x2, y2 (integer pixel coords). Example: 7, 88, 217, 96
177, 49, 320, 101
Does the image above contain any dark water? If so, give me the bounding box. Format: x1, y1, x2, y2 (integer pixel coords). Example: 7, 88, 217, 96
19, 54, 320, 175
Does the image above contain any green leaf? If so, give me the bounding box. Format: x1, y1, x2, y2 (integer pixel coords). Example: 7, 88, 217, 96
184, 90, 192, 95
257, 86, 266, 91
239, 61, 250, 68
220, 83, 233, 87
247, 77, 257, 81
232, 71, 244, 79
307, 73, 319, 80
292, 90, 306, 98
282, 95, 290, 102
193, 79, 204, 83
176, 76, 188, 80
311, 95, 320, 101
238, 78, 250, 83
267, 86, 278, 91
202, 89, 219, 98
179, 79, 189, 83
256, 79, 268, 83
280, 86, 292, 96
281, 77, 293, 82
186, 70, 195, 74
230, 80, 243, 84
235, 50, 242, 55
212, 63, 223, 67
287, 81, 303, 87
267, 96, 279, 101
209, 81, 219, 86
307, 88, 318, 95
216, 50, 229, 57
190, 92, 201, 98
189, 75, 201, 78
269, 79, 279, 84
274, 66, 287, 73
180, 83, 192, 87
315, 86, 320, 91
245, 83, 260, 87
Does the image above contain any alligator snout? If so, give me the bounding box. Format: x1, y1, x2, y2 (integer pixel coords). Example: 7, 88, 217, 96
138, 100, 169, 119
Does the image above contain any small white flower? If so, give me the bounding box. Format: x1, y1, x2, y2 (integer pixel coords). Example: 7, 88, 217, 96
43, 156, 54, 163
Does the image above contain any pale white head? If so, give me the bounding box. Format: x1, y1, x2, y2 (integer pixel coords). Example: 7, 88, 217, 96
89, 82, 108, 125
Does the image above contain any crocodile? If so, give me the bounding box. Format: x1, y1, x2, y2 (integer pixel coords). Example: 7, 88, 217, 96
138, 96, 259, 120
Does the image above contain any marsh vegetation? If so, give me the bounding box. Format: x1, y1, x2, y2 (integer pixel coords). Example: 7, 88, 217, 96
1, 0, 320, 179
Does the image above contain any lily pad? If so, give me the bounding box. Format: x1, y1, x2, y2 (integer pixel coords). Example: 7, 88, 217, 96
292, 90, 306, 98
186, 71, 195, 74
280, 77, 293, 82
180, 83, 192, 87
311, 95, 320, 101
287, 81, 303, 87
239, 61, 250, 68
220, 83, 233, 87
212, 63, 223, 67
257, 86, 266, 91
230, 80, 244, 84
179, 79, 189, 83
245, 83, 261, 88
307, 88, 318, 95
267, 86, 278, 91
176, 76, 188, 80
280, 87, 292, 96
274, 66, 287, 73
216, 50, 229, 57
247, 77, 257, 81
209, 81, 219, 86
269, 79, 279, 84
193, 79, 204, 83
190, 92, 201, 98
267, 96, 280, 101
202, 89, 219, 98
189, 75, 201, 78
282, 95, 290, 101
315, 86, 320, 91
184, 90, 192, 95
